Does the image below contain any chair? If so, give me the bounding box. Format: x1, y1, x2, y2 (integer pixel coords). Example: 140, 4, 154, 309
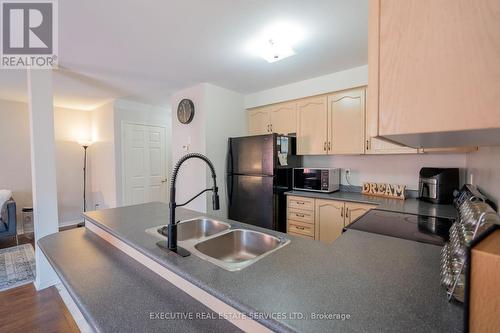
0, 200, 18, 245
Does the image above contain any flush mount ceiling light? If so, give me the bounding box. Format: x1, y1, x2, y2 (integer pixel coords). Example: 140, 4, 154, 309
247, 22, 305, 63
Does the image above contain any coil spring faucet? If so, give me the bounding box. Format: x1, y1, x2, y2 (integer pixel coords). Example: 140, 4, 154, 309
157, 153, 220, 257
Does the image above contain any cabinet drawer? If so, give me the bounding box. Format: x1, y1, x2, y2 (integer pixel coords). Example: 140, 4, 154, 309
288, 209, 314, 224
288, 220, 315, 238
288, 231, 314, 240
288, 196, 314, 211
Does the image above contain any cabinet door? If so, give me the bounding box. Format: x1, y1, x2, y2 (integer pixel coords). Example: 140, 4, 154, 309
248, 108, 270, 135
376, 0, 500, 137
315, 199, 345, 244
366, 86, 418, 154
345, 202, 376, 227
328, 88, 366, 154
296, 96, 328, 155
269, 102, 297, 135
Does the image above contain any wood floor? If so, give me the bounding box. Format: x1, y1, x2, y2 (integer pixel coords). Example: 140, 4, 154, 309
0, 283, 80, 333
0, 225, 82, 332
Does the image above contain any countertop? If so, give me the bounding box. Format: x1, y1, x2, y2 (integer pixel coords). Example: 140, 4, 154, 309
285, 190, 458, 219
44, 202, 465, 333
38, 228, 241, 333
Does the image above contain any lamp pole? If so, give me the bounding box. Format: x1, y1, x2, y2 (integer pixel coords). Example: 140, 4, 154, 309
77, 140, 92, 227
83, 145, 88, 213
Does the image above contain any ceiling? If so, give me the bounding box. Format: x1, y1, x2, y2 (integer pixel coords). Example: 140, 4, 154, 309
0, 0, 368, 110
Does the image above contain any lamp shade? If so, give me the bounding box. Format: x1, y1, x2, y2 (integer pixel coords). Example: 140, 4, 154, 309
77, 140, 93, 147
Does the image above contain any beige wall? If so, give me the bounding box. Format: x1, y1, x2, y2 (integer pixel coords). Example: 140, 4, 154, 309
0, 100, 32, 223
0, 99, 92, 225
466, 146, 500, 205
54, 107, 92, 223
90, 102, 117, 210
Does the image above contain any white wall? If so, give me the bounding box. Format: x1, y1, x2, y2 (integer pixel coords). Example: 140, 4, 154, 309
244, 65, 368, 108
170, 83, 246, 215
303, 154, 467, 191
466, 146, 500, 205
171, 84, 208, 212
203, 84, 246, 218
0, 99, 92, 226
90, 102, 117, 210
113, 99, 171, 206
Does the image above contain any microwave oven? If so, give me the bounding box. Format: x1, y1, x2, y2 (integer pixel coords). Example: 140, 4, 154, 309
293, 168, 340, 193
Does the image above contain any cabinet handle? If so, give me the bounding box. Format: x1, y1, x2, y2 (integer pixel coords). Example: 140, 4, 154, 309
270, 124, 273, 132
328, 141, 331, 151
323, 142, 327, 151
366, 140, 370, 151
296, 201, 304, 205
346, 207, 349, 220
267, 124, 270, 132
295, 213, 305, 218
341, 207, 344, 218
295, 226, 305, 230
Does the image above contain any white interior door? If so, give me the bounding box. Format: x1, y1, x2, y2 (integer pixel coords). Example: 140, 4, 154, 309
123, 123, 167, 205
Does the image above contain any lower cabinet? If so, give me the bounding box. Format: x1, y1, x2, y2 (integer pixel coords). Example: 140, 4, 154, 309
344, 202, 376, 226
315, 199, 345, 243
287, 195, 376, 243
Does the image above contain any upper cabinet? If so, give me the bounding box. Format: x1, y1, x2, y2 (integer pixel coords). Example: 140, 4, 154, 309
369, 0, 500, 148
269, 102, 297, 135
296, 96, 328, 155
328, 88, 366, 154
248, 107, 270, 135
366, 88, 418, 154
296, 89, 368, 155
248, 102, 297, 135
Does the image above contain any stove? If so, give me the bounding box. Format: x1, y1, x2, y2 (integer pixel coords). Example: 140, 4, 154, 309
346, 209, 454, 246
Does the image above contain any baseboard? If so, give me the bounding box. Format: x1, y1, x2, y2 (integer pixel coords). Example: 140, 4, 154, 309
59, 219, 82, 228
34, 277, 60, 291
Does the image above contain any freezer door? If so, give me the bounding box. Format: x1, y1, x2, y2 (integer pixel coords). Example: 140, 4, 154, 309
227, 174, 274, 230
227, 135, 274, 176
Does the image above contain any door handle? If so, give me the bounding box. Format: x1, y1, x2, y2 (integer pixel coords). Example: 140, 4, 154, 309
161, 178, 168, 183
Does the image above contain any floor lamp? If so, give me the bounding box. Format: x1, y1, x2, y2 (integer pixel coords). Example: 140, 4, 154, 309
77, 140, 93, 227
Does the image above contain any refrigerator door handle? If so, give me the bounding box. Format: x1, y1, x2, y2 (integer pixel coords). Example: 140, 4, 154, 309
227, 174, 233, 207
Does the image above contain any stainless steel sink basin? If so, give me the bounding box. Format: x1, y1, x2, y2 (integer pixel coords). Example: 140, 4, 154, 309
160, 218, 230, 241
145, 218, 289, 271
193, 229, 289, 271
145, 217, 230, 242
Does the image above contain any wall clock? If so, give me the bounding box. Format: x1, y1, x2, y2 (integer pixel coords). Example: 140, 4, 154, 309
177, 99, 195, 124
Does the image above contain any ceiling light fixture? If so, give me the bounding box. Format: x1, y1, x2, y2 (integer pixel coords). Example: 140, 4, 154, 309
247, 22, 305, 63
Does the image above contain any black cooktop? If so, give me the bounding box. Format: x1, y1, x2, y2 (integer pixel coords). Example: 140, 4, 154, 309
346, 209, 453, 246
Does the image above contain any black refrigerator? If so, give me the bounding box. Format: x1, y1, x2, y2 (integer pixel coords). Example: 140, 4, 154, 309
226, 134, 302, 232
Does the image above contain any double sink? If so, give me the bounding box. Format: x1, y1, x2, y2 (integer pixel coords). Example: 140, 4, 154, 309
146, 218, 290, 271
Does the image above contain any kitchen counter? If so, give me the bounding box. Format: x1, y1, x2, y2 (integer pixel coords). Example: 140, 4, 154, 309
38, 228, 240, 333
38, 202, 463, 332
285, 190, 458, 219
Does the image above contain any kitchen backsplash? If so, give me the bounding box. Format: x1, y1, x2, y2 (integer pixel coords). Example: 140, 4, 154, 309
303, 154, 467, 191
466, 146, 500, 205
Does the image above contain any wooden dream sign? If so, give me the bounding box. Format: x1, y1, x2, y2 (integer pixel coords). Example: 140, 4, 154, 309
362, 182, 406, 200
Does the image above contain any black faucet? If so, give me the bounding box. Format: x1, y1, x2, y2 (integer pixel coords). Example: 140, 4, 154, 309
157, 153, 220, 257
